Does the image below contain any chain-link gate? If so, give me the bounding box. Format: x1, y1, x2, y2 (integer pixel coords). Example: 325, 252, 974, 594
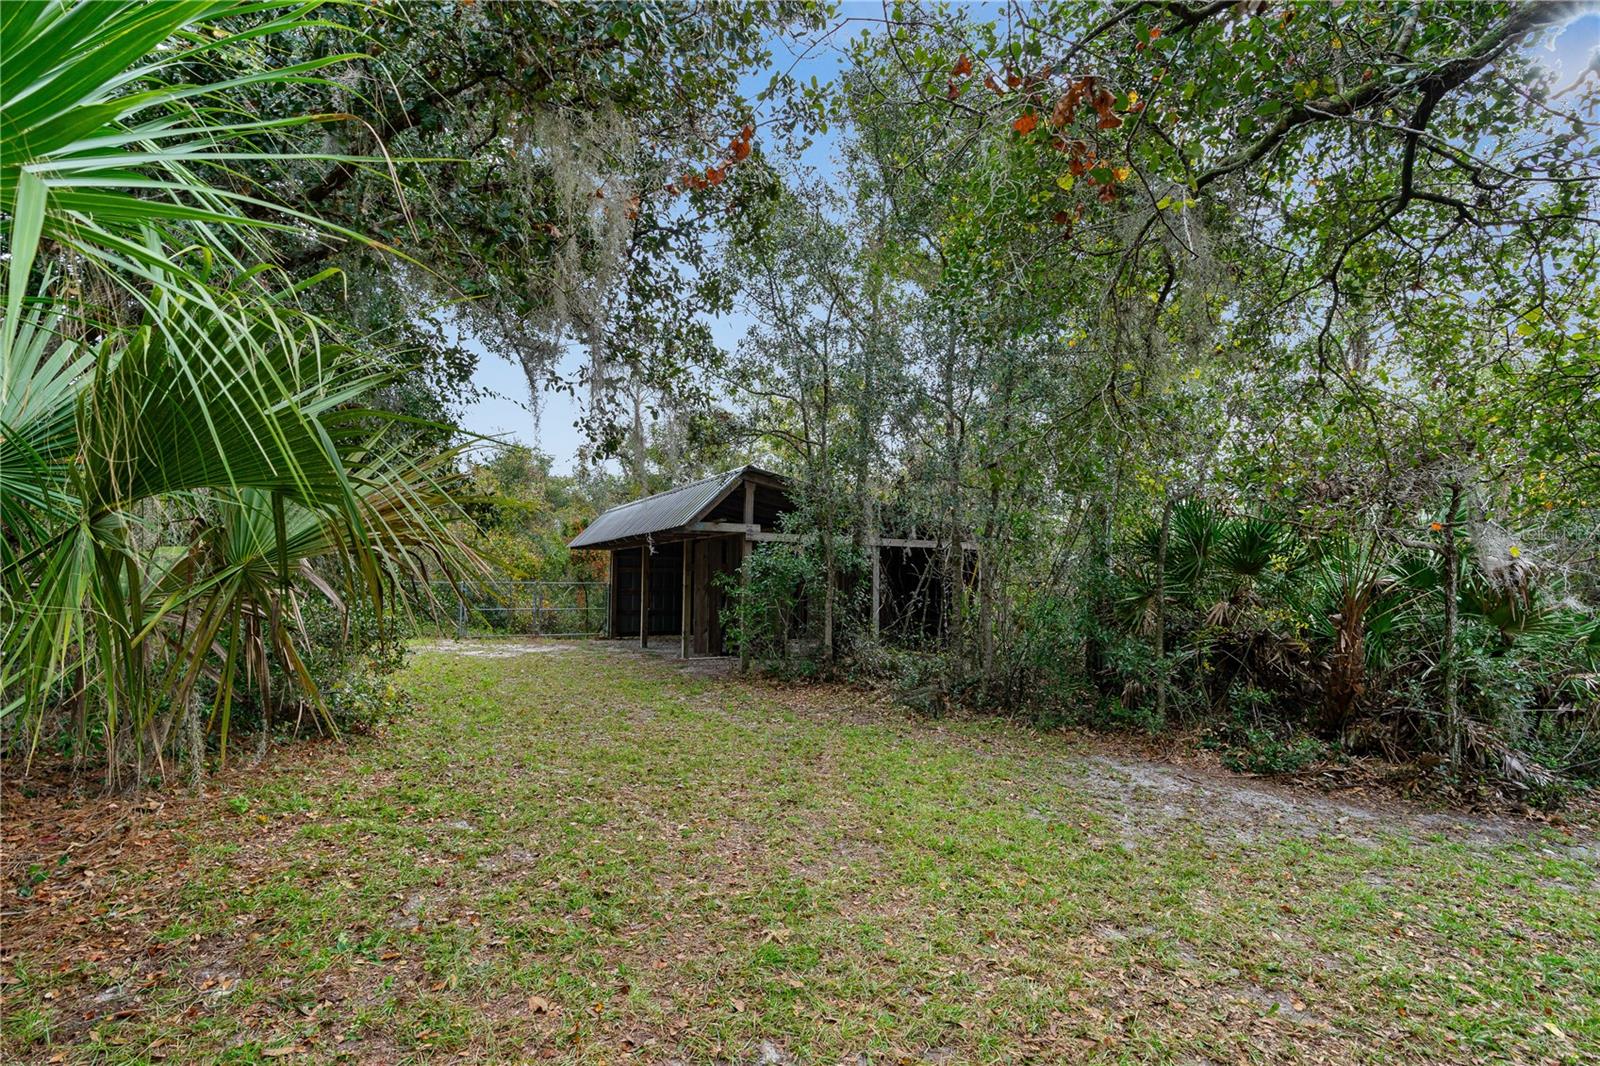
427, 580, 610, 638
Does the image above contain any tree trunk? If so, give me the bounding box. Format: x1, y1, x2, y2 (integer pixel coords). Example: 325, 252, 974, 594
1155, 495, 1172, 722
938, 328, 963, 656
1085, 452, 1122, 695
821, 527, 836, 663
1442, 480, 1463, 769
1324, 589, 1369, 733
186, 687, 206, 795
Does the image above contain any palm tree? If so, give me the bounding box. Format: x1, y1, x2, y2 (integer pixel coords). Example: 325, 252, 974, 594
2, 2, 468, 786
163, 451, 479, 771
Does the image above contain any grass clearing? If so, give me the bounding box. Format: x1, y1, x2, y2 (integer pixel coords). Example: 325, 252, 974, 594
3, 642, 1597, 1064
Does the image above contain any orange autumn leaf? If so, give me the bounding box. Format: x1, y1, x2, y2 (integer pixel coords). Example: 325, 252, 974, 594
1013, 110, 1038, 135
985, 73, 1002, 94
1098, 114, 1124, 129
1051, 93, 1075, 128
947, 79, 960, 100
952, 54, 973, 77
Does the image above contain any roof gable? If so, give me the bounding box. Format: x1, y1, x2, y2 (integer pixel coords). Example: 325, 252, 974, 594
568, 465, 786, 549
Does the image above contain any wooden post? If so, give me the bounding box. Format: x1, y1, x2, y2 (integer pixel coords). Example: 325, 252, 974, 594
739, 537, 752, 672
681, 541, 692, 659
639, 543, 650, 649
740, 480, 756, 672
607, 550, 616, 638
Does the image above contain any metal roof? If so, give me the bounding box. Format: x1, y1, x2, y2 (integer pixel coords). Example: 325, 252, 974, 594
568, 465, 781, 549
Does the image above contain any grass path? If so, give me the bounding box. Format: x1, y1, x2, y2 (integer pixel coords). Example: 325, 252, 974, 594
3, 642, 1597, 1064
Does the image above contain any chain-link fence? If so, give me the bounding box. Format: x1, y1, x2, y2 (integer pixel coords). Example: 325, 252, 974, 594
421, 580, 610, 638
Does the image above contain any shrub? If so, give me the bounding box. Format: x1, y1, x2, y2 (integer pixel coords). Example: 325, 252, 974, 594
276, 601, 412, 735
1221, 731, 1328, 775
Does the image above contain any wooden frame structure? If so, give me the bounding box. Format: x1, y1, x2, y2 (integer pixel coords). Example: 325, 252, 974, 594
568, 465, 973, 660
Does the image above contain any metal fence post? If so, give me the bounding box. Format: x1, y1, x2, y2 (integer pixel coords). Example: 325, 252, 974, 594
456, 582, 467, 638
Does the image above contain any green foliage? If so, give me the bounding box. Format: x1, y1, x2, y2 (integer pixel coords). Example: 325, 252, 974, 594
221, 0, 830, 448
703, 3, 1600, 805
293, 602, 411, 735
459, 445, 601, 582
718, 544, 824, 673
1203, 688, 1331, 775
1216, 730, 1329, 776
1, 3, 478, 786
1098, 498, 1600, 790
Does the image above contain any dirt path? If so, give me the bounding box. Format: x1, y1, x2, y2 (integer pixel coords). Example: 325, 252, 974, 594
591, 640, 1583, 854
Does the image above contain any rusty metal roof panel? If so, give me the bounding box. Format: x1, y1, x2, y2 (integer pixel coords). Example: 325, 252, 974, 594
568, 466, 752, 549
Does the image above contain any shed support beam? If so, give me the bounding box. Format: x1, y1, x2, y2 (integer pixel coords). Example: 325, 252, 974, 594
740, 481, 755, 674
607, 550, 616, 638
685, 522, 973, 550
680, 542, 691, 659
739, 537, 751, 673
639, 545, 649, 649
742, 480, 755, 672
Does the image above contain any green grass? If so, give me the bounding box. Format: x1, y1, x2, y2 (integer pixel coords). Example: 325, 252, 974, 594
3, 643, 1596, 1064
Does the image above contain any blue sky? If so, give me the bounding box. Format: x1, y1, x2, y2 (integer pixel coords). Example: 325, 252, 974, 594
455, 8, 1600, 474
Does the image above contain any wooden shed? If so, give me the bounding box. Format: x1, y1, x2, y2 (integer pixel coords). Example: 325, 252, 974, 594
569, 465, 969, 658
